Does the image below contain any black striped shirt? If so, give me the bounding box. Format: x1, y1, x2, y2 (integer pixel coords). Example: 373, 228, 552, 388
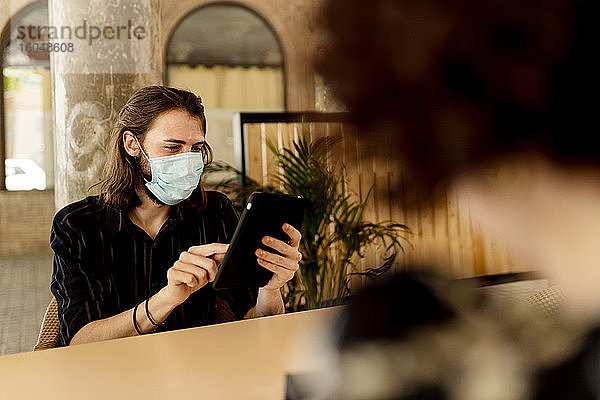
50, 191, 258, 346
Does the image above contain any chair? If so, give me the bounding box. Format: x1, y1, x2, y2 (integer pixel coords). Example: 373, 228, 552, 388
34, 297, 59, 350
461, 272, 563, 317
526, 285, 564, 317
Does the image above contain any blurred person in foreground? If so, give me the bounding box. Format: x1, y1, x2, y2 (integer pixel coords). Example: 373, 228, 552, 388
308, 0, 600, 399
50, 86, 302, 346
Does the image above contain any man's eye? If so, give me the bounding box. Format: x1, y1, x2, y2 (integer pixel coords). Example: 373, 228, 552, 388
191, 147, 202, 152
165, 146, 179, 150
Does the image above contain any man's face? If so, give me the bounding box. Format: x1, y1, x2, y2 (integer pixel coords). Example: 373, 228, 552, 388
131, 108, 206, 205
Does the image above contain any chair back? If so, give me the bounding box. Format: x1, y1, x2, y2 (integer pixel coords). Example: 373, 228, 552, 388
526, 285, 564, 317
34, 297, 59, 350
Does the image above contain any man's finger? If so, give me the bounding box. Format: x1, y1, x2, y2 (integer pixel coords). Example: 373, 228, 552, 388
282, 223, 302, 248
213, 252, 226, 265
257, 257, 295, 283
255, 248, 298, 271
188, 243, 229, 257
173, 259, 211, 284
261, 236, 302, 261
167, 268, 199, 289
179, 252, 218, 281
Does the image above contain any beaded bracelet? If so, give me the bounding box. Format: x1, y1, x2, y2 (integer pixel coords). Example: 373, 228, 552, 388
133, 299, 144, 335
145, 297, 161, 327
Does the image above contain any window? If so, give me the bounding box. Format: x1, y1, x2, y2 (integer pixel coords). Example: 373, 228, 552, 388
1, 1, 53, 191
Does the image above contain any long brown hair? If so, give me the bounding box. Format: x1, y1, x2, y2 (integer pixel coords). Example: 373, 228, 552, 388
91, 85, 213, 210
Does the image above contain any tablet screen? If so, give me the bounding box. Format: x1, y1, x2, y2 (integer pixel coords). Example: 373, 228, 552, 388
213, 192, 309, 289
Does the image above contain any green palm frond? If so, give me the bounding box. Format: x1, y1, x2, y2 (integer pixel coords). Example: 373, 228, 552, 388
204, 125, 410, 311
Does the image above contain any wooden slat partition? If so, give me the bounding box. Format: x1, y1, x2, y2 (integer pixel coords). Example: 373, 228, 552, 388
238, 113, 532, 278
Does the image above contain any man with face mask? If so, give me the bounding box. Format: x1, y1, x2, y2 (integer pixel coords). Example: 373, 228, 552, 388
50, 86, 303, 346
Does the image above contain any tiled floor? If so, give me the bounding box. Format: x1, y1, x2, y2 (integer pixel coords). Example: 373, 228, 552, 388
0, 255, 53, 356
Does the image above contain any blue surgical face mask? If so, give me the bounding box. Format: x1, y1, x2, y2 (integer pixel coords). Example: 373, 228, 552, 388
133, 136, 205, 205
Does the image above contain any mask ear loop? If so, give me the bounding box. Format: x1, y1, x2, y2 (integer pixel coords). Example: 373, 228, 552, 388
131, 134, 151, 184
132, 135, 151, 162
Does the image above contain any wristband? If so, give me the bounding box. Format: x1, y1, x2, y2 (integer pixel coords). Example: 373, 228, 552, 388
145, 297, 161, 327
133, 299, 144, 335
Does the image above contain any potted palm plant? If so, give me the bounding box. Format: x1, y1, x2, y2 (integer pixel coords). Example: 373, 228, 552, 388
205, 130, 409, 311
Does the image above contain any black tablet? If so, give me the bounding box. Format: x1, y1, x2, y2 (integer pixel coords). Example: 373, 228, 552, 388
213, 192, 310, 290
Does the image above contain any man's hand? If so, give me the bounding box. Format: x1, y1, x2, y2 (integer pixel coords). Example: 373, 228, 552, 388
163, 243, 229, 307
256, 223, 303, 290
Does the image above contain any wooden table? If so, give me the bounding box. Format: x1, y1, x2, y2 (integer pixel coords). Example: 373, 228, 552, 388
0, 307, 343, 399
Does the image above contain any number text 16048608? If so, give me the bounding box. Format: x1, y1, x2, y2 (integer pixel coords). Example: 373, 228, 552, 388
20, 42, 74, 53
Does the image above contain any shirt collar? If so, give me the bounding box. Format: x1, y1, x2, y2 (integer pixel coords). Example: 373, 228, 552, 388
105, 203, 128, 236
104, 200, 192, 237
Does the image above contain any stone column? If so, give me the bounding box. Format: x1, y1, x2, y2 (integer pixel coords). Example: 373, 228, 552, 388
49, 0, 162, 210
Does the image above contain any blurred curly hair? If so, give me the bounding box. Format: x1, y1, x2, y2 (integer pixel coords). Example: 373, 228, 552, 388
315, 0, 600, 190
